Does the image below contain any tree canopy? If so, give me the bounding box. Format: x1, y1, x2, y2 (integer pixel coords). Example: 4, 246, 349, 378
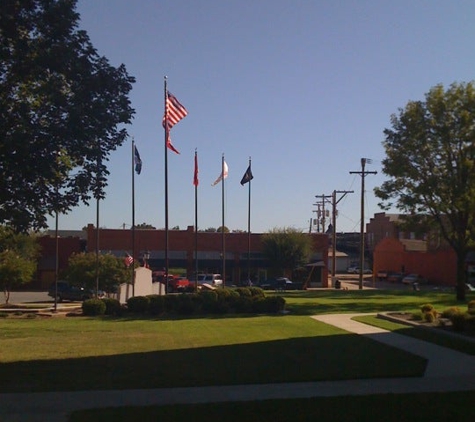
0, 0, 135, 232
0, 226, 39, 303
261, 227, 314, 277
375, 81, 475, 300
63, 252, 131, 293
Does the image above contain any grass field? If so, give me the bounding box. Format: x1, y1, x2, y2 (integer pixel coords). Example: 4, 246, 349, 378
2, 288, 474, 421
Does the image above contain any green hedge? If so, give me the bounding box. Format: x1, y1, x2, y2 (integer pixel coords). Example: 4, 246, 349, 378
118, 287, 285, 317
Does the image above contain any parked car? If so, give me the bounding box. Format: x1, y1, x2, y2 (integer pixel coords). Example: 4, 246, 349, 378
197, 274, 223, 287
258, 277, 301, 290
386, 272, 404, 283
347, 267, 372, 274
48, 281, 102, 302
168, 276, 191, 292
401, 274, 428, 285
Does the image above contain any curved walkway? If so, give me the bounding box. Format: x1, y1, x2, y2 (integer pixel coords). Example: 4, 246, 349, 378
2, 313, 475, 422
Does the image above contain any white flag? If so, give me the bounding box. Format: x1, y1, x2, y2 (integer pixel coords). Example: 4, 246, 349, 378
212, 161, 229, 186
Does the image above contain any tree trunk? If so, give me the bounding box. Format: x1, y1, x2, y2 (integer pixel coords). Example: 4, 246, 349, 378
456, 249, 467, 302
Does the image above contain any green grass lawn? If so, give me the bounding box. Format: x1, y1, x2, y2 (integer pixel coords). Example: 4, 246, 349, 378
0, 314, 427, 393
2, 288, 474, 421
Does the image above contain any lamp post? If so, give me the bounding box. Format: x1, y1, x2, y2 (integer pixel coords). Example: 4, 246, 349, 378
143, 250, 150, 268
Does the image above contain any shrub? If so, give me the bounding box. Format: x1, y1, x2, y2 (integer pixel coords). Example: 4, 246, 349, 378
234, 295, 253, 314
468, 300, 475, 310
263, 296, 286, 313
199, 290, 218, 313
82, 298, 106, 316
101, 298, 121, 315
248, 287, 265, 297
411, 312, 423, 321
164, 294, 180, 313
465, 313, 475, 333
176, 294, 197, 315
148, 295, 165, 315
420, 304, 434, 313
235, 287, 252, 297
423, 310, 437, 323
127, 296, 150, 314
441, 307, 461, 319
450, 312, 467, 332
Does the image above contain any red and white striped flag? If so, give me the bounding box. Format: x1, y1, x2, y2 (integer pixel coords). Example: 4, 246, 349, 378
124, 253, 134, 268
162, 91, 188, 154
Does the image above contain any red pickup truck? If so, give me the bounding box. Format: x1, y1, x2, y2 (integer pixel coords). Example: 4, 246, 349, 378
168, 276, 191, 292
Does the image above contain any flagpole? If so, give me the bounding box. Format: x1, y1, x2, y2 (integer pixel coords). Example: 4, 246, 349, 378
164, 76, 169, 293
221, 154, 226, 286
194, 149, 199, 289
247, 157, 251, 283
131, 138, 136, 296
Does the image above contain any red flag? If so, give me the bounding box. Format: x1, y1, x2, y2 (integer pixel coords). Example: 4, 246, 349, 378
162, 91, 188, 154
193, 152, 199, 186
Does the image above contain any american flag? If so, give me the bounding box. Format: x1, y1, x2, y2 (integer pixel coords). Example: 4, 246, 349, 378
124, 253, 134, 267
163, 91, 188, 130
163, 91, 188, 154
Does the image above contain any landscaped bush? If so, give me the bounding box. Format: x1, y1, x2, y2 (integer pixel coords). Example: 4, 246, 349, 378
82, 298, 106, 316
441, 307, 461, 319
423, 310, 437, 323
101, 298, 121, 315
199, 290, 218, 313
235, 287, 252, 297
147, 295, 165, 315
176, 293, 198, 315
263, 295, 286, 313
127, 296, 150, 313
449, 312, 467, 332
248, 286, 265, 297
468, 300, 475, 310
420, 304, 434, 313
163, 294, 180, 313
464, 313, 475, 332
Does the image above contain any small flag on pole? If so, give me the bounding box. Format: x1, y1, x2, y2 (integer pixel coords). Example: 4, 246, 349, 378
193, 151, 199, 186
240, 165, 253, 185
212, 161, 228, 186
163, 91, 188, 154
134, 146, 142, 175
124, 253, 134, 267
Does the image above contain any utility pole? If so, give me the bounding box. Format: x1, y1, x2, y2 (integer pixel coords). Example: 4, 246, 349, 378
314, 194, 332, 233
350, 158, 377, 290
331, 190, 353, 279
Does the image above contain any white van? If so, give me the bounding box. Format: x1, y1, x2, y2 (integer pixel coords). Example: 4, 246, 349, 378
202, 274, 223, 286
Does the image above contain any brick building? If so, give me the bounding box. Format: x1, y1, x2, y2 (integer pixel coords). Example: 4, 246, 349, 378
86, 224, 329, 286
367, 212, 459, 286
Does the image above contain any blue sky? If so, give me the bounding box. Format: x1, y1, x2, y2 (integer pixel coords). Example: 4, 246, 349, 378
47, 0, 475, 234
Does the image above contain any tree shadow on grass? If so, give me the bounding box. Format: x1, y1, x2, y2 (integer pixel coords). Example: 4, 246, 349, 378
0, 333, 426, 393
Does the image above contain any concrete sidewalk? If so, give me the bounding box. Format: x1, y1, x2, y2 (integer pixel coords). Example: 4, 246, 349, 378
2, 314, 475, 422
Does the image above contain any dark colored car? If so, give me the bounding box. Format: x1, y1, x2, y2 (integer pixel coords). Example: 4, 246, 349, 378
258, 277, 301, 290
48, 281, 100, 302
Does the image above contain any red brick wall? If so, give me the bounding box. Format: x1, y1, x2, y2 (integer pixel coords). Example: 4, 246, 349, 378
373, 237, 456, 286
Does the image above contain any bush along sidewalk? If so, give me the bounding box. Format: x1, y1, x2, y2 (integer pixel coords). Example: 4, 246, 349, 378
406, 302, 475, 336
82, 287, 286, 317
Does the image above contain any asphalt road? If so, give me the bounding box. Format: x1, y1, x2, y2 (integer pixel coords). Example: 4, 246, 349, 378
4, 291, 51, 304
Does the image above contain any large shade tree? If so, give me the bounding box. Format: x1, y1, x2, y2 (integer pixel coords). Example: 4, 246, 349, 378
375, 82, 475, 301
261, 227, 314, 278
0, 226, 39, 303
0, 0, 135, 232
